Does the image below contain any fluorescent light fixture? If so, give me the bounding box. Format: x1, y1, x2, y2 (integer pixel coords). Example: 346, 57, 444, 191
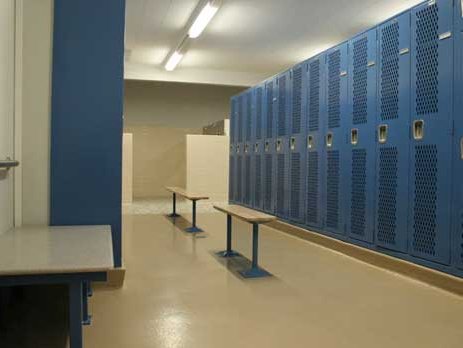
188, 2, 219, 39
165, 51, 183, 71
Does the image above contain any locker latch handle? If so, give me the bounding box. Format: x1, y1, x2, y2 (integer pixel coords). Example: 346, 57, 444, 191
236, 145, 240, 153
326, 133, 333, 148
230, 145, 233, 151
254, 143, 259, 153
308, 135, 314, 149
276, 139, 282, 152
265, 141, 270, 152
413, 120, 424, 140
290, 137, 296, 150
244, 144, 249, 153
351, 129, 359, 145
378, 125, 388, 144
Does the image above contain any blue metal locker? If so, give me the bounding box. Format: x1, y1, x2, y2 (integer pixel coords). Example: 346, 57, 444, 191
235, 93, 245, 204
346, 29, 378, 244
453, 0, 463, 270
323, 43, 349, 235
275, 71, 291, 219
409, 0, 453, 265
243, 90, 253, 207
263, 79, 276, 214
375, 12, 411, 253
289, 62, 308, 223
252, 85, 264, 210
306, 55, 326, 230
229, 97, 237, 203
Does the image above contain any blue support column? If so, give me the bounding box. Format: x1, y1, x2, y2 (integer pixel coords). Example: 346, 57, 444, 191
185, 200, 203, 233
218, 214, 240, 257
69, 281, 83, 348
168, 193, 180, 218
240, 223, 271, 278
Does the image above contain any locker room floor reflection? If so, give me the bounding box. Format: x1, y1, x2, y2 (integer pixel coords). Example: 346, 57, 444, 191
87, 212, 463, 348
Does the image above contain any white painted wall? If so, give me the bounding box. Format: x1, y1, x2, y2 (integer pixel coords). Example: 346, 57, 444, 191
0, 0, 16, 234
20, 0, 53, 225
122, 133, 133, 204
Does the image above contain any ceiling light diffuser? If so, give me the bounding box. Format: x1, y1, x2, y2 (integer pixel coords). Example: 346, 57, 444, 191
165, 51, 183, 71
188, 2, 219, 39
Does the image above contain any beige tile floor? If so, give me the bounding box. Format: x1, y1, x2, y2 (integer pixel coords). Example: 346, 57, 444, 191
86, 211, 463, 348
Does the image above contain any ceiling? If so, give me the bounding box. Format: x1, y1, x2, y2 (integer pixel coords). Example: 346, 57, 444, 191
125, 0, 423, 87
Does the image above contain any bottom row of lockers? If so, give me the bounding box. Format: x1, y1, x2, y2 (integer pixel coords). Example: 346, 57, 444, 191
229, 135, 463, 276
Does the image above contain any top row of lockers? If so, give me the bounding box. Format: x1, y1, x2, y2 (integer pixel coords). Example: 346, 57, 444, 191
230, 0, 463, 144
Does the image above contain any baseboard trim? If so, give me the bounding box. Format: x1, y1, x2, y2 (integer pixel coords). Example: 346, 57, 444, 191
269, 220, 463, 297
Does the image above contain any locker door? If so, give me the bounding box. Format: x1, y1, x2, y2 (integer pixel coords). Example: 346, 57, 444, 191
453, 0, 463, 269
253, 86, 264, 210
275, 72, 291, 219
306, 56, 325, 229
243, 91, 252, 207
289, 63, 307, 223
375, 12, 411, 253
347, 29, 377, 244
229, 97, 237, 203
263, 80, 276, 214
409, 0, 453, 265
324, 43, 349, 235
236, 94, 244, 204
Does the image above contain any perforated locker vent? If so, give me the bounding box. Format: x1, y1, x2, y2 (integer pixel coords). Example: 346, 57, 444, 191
309, 60, 320, 132
266, 82, 274, 138
351, 149, 367, 236
328, 50, 341, 129
292, 68, 302, 134
278, 76, 287, 136
353, 37, 368, 125
381, 22, 400, 121
256, 88, 263, 140
290, 153, 301, 219
229, 156, 235, 201
307, 152, 319, 224
377, 147, 398, 245
326, 151, 340, 229
238, 96, 243, 142
231, 100, 236, 142
277, 154, 285, 214
237, 156, 242, 202
415, 3, 439, 116
412, 145, 438, 256
255, 155, 262, 206
264, 154, 273, 211
245, 156, 251, 205
246, 93, 252, 141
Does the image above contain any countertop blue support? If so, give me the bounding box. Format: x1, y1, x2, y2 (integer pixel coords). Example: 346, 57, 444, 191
50, 0, 126, 267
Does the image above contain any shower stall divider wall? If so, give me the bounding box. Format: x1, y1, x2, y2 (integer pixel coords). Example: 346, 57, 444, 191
229, 0, 463, 278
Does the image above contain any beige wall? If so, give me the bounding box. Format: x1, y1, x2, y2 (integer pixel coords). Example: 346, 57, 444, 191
122, 133, 133, 204
21, 0, 53, 225
124, 80, 245, 199
186, 135, 229, 202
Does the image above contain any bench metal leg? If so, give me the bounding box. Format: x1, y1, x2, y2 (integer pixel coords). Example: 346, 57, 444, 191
82, 281, 92, 326
69, 281, 83, 348
168, 193, 180, 218
185, 200, 203, 233
240, 223, 271, 278
218, 214, 239, 257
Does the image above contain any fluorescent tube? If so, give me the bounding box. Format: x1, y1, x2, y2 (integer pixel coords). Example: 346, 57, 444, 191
165, 51, 183, 71
188, 2, 219, 39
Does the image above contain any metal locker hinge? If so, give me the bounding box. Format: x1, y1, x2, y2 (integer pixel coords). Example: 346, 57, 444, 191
439, 32, 452, 40
399, 48, 410, 55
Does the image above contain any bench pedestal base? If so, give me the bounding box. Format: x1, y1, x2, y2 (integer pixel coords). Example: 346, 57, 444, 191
185, 226, 203, 233
167, 213, 181, 218
217, 250, 240, 258
240, 267, 271, 279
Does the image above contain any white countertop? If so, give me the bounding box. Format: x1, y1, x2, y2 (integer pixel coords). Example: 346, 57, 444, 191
0, 225, 114, 276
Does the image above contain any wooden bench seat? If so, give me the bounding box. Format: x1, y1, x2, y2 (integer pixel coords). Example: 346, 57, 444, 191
214, 204, 276, 278
165, 186, 209, 233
